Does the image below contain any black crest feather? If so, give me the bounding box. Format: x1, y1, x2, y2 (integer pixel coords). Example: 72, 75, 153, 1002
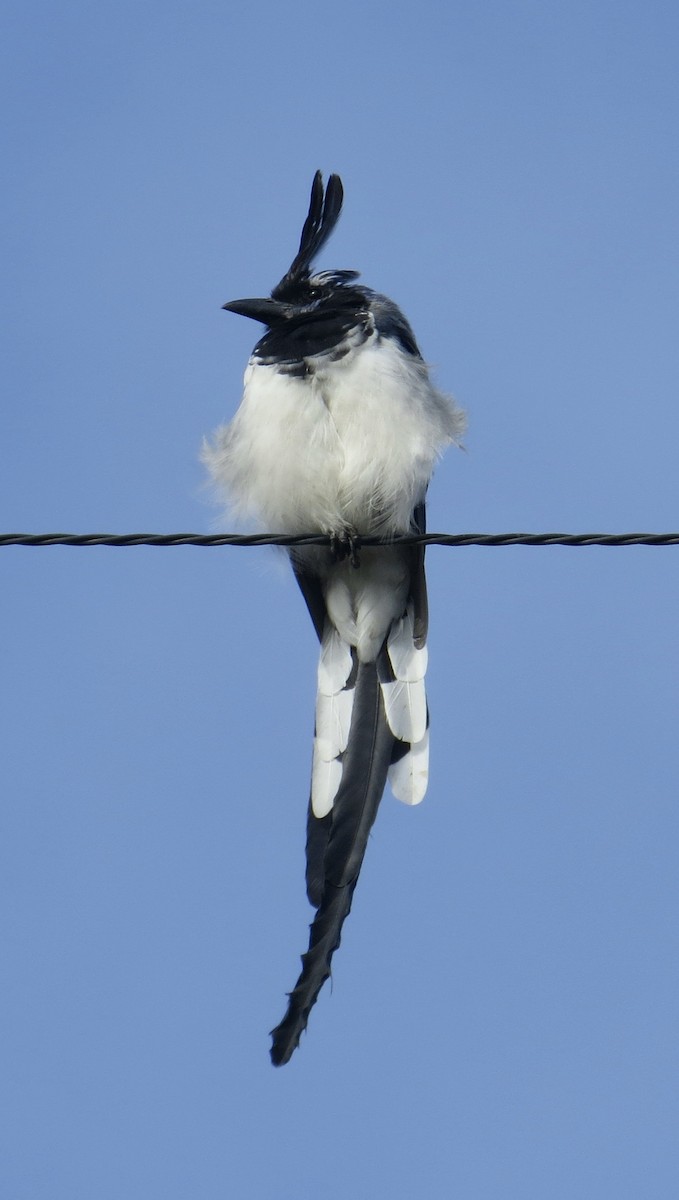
271, 171, 344, 300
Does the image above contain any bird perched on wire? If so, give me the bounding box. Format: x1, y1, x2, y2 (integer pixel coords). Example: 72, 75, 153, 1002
203, 171, 465, 1066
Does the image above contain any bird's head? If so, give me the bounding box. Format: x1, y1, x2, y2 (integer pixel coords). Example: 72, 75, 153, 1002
222, 172, 361, 329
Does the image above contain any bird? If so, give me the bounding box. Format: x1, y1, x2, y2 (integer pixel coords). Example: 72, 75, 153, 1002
203, 171, 465, 1066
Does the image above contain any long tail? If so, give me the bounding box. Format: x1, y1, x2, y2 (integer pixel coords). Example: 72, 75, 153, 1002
269, 660, 394, 1067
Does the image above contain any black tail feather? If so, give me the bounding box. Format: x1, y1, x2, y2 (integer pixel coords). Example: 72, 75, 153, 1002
323, 657, 394, 888
270, 881, 356, 1067
270, 661, 394, 1066
305, 807, 331, 908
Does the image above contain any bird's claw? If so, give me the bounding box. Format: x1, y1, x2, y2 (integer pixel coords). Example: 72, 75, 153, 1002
330, 530, 361, 568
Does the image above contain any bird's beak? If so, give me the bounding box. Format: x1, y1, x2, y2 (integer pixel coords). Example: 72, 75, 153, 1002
222, 297, 284, 324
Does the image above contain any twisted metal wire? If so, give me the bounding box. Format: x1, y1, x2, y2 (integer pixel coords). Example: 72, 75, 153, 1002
1, 532, 678, 548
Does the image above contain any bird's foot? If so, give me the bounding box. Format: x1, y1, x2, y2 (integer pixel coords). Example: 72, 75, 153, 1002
329, 528, 361, 568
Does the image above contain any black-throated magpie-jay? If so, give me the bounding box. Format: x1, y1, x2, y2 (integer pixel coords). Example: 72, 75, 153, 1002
203, 172, 465, 1066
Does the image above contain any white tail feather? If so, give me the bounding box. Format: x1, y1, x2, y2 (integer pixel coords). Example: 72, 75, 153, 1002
311, 742, 343, 818
388, 730, 429, 805
383, 605, 428, 741
314, 686, 353, 759
380, 677, 428, 743
311, 625, 355, 818
313, 603, 431, 815
318, 626, 353, 693
387, 610, 428, 681
383, 604, 430, 802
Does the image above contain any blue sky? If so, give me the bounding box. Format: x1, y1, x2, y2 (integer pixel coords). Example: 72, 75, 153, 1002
2, 2, 678, 1197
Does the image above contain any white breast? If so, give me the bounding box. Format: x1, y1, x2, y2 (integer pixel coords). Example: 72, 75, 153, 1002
203, 334, 463, 535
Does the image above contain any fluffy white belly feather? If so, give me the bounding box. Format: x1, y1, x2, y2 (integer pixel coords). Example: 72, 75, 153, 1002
204, 333, 461, 537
